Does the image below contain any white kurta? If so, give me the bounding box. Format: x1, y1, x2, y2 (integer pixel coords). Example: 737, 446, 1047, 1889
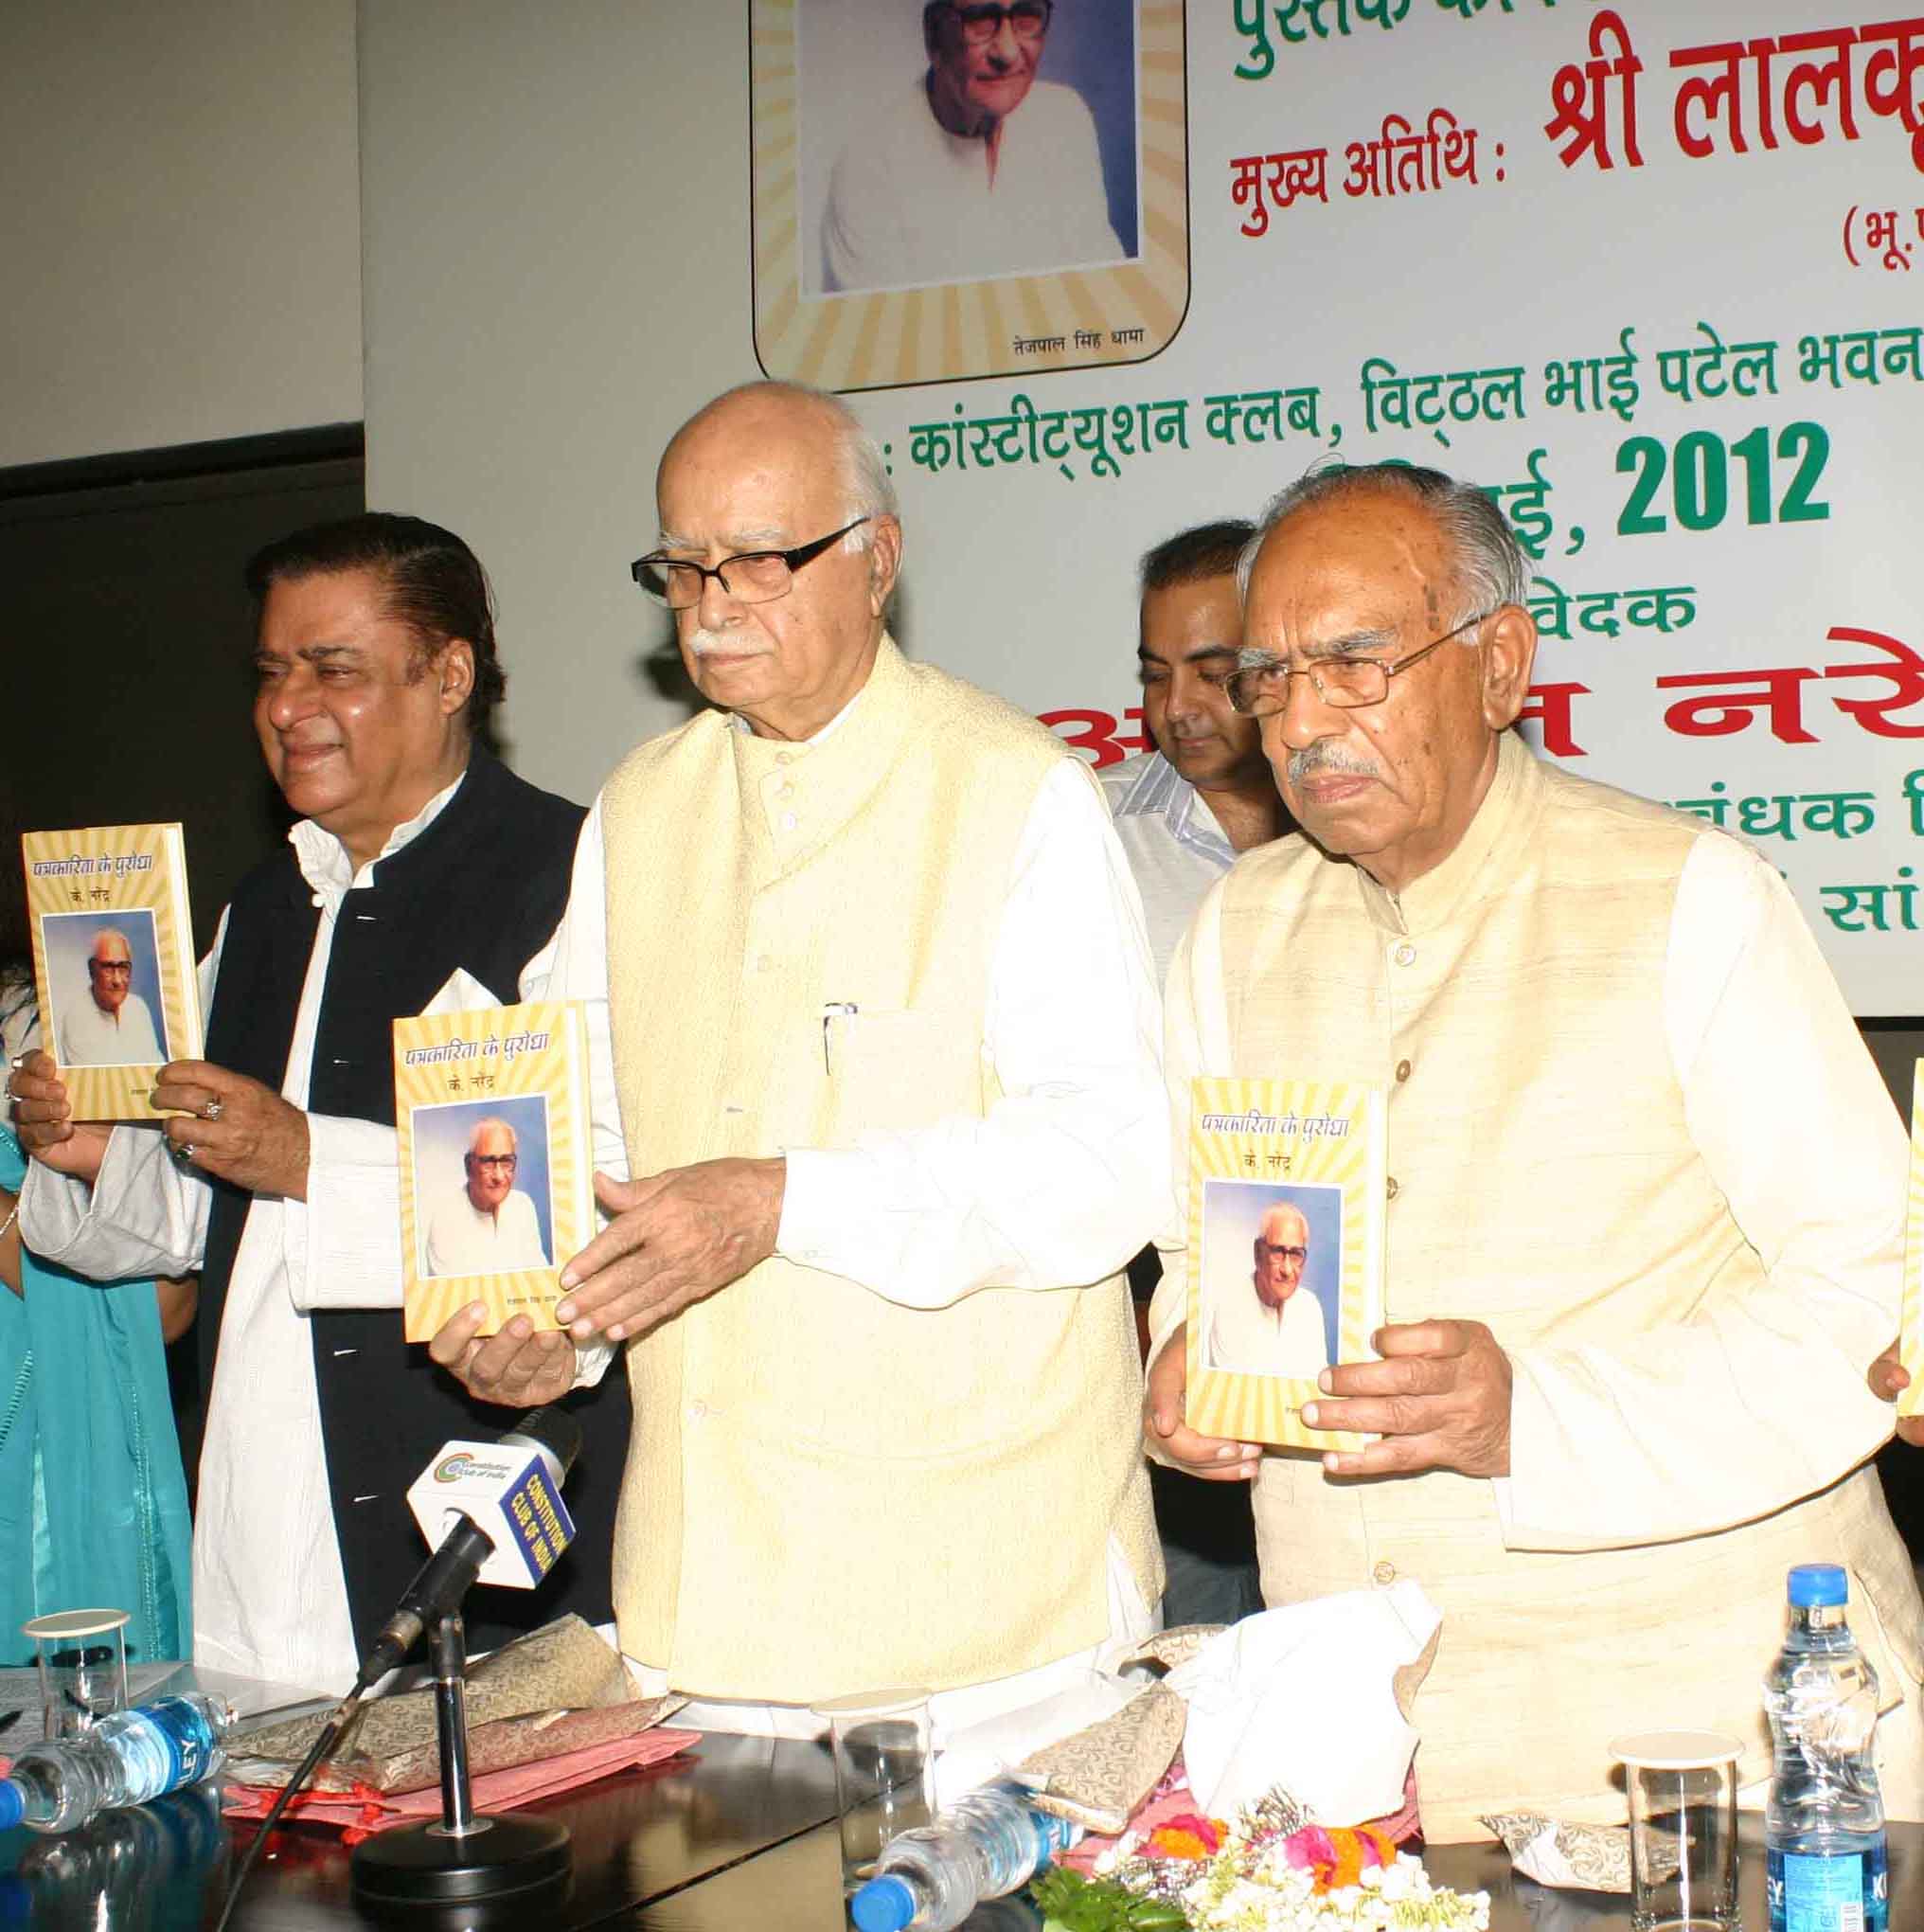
423, 1186, 547, 1277
821, 75, 1125, 295
1206, 1280, 1328, 1379
20, 778, 498, 1688
57, 990, 163, 1067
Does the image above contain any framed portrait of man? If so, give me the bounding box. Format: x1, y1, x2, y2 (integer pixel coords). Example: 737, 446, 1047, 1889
750, 0, 1189, 389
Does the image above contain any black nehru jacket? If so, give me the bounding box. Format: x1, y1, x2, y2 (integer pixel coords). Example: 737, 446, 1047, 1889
195, 750, 630, 1659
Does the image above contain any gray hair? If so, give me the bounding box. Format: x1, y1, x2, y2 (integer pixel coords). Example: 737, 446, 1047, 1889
1236, 461, 1531, 627
694, 380, 898, 555
465, 1117, 517, 1156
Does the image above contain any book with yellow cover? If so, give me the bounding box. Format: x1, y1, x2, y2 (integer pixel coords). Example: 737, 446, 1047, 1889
1900, 1059, 1923, 1420
1184, 1076, 1387, 1453
394, 1000, 595, 1343
21, 823, 202, 1121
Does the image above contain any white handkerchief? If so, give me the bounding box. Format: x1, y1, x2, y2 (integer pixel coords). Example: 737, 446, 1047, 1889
1168, 1579, 1441, 1826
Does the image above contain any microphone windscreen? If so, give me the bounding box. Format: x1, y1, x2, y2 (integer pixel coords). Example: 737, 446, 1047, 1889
501, 1405, 584, 1479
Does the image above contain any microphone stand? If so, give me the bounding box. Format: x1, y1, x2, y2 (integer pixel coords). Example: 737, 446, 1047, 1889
348, 1611, 572, 1910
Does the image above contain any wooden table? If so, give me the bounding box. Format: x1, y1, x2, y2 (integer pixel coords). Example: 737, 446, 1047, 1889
1, 1733, 1916, 1927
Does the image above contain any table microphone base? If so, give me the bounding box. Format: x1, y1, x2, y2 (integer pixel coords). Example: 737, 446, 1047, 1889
349, 1812, 571, 1905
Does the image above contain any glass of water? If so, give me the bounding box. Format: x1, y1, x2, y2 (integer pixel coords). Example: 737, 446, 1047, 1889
812, 1687, 934, 1894
1611, 1729, 1742, 1931
25, 1609, 131, 1739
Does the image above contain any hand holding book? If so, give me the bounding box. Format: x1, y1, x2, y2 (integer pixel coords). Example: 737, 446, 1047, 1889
1143, 1324, 1261, 1482
5, 1051, 113, 1184
1300, 1317, 1514, 1479
428, 1306, 578, 1409
151, 1060, 311, 1198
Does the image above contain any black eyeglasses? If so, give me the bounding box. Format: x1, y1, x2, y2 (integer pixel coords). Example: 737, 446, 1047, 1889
468, 1154, 519, 1172
936, 1, 1053, 45
631, 519, 870, 610
1226, 610, 1497, 718
1258, 1243, 1309, 1263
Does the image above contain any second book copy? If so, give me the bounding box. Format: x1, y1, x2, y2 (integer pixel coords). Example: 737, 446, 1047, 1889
394, 999, 596, 1343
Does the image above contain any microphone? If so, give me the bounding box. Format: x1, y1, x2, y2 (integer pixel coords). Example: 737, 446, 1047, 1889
351, 1406, 583, 1692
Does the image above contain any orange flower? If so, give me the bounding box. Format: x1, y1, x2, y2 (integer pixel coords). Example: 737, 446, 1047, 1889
1146, 1811, 1225, 1860
1286, 1822, 1398, 1893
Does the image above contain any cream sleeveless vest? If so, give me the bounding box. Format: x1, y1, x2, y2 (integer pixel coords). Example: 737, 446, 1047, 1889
598, 638, 1159, 1697
1201, 732, 1923, 1834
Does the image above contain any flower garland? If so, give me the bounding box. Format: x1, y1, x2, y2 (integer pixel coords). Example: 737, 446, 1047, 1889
1035, 1788, 1489, 1932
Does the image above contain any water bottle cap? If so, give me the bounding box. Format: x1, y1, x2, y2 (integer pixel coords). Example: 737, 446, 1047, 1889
849, 1873, 917, 1932
1788, 1563, 1848, 1607
0, 1780, 22, 1832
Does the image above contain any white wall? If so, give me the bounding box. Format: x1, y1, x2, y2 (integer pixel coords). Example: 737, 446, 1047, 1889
358, 1, 744, 790
0, 0, 362, 468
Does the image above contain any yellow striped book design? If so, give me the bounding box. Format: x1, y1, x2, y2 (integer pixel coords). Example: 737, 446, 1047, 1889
394, 1000, 592, 1343
1184, 1075, 1385, 1453
22, 822, 201, 1122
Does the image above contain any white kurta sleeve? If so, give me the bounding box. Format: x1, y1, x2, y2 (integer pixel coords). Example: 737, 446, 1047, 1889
1144, 882, 1230, 1372
1501, 832, 1904, 1550
20, 1122, 209, 1280
775, 759, 1171, 1309
18, 916, 229, 1280
526, 800, 622, 1390
283, 1112, 407, 1312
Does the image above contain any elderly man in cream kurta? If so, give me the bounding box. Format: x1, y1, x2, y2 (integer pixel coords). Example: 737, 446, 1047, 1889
433, 381, 1164, 1726
1145, 462, 1924, 1841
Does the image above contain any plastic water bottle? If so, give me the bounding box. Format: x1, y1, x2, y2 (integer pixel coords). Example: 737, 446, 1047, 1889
0, 1693, 233, 1834
1763, 1564, 1888, 1932
848, 1785, 1083, 1932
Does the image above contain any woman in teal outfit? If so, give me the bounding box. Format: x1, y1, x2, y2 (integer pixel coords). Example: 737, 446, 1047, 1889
1, 961, 195, 1669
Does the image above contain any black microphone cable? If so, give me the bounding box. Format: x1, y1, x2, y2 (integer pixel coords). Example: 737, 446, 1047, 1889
208, 1405, 582, 1928
211, 1685, 366, 1932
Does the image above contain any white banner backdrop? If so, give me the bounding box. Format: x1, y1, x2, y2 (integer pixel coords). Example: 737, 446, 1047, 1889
360, 1, 1924, 1011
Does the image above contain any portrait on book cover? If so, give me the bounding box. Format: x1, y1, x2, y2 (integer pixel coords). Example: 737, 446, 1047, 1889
1199, 1177, 1344, 1380
41, 908, 169, 1069
413, 1093, 556, 1280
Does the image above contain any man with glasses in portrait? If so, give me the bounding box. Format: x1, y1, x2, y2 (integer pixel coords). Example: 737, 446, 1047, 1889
1208, 1201, 1326, 1378
58, 927, 164, 1067
425, 1118, 549, 1276
1142, 460, 1924, 1838
821, 0, 1126, 295
427, 379, 1167, 1735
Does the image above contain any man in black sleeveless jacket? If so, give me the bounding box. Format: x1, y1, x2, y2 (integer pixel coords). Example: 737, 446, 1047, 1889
13, 514, 629, 1688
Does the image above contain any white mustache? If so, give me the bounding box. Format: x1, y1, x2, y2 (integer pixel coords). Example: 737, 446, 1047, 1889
686, 627, 774, 659
1286, 742, 1381, 787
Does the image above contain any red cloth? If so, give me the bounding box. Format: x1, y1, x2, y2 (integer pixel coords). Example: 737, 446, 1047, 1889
223, 1726, 701, 1846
